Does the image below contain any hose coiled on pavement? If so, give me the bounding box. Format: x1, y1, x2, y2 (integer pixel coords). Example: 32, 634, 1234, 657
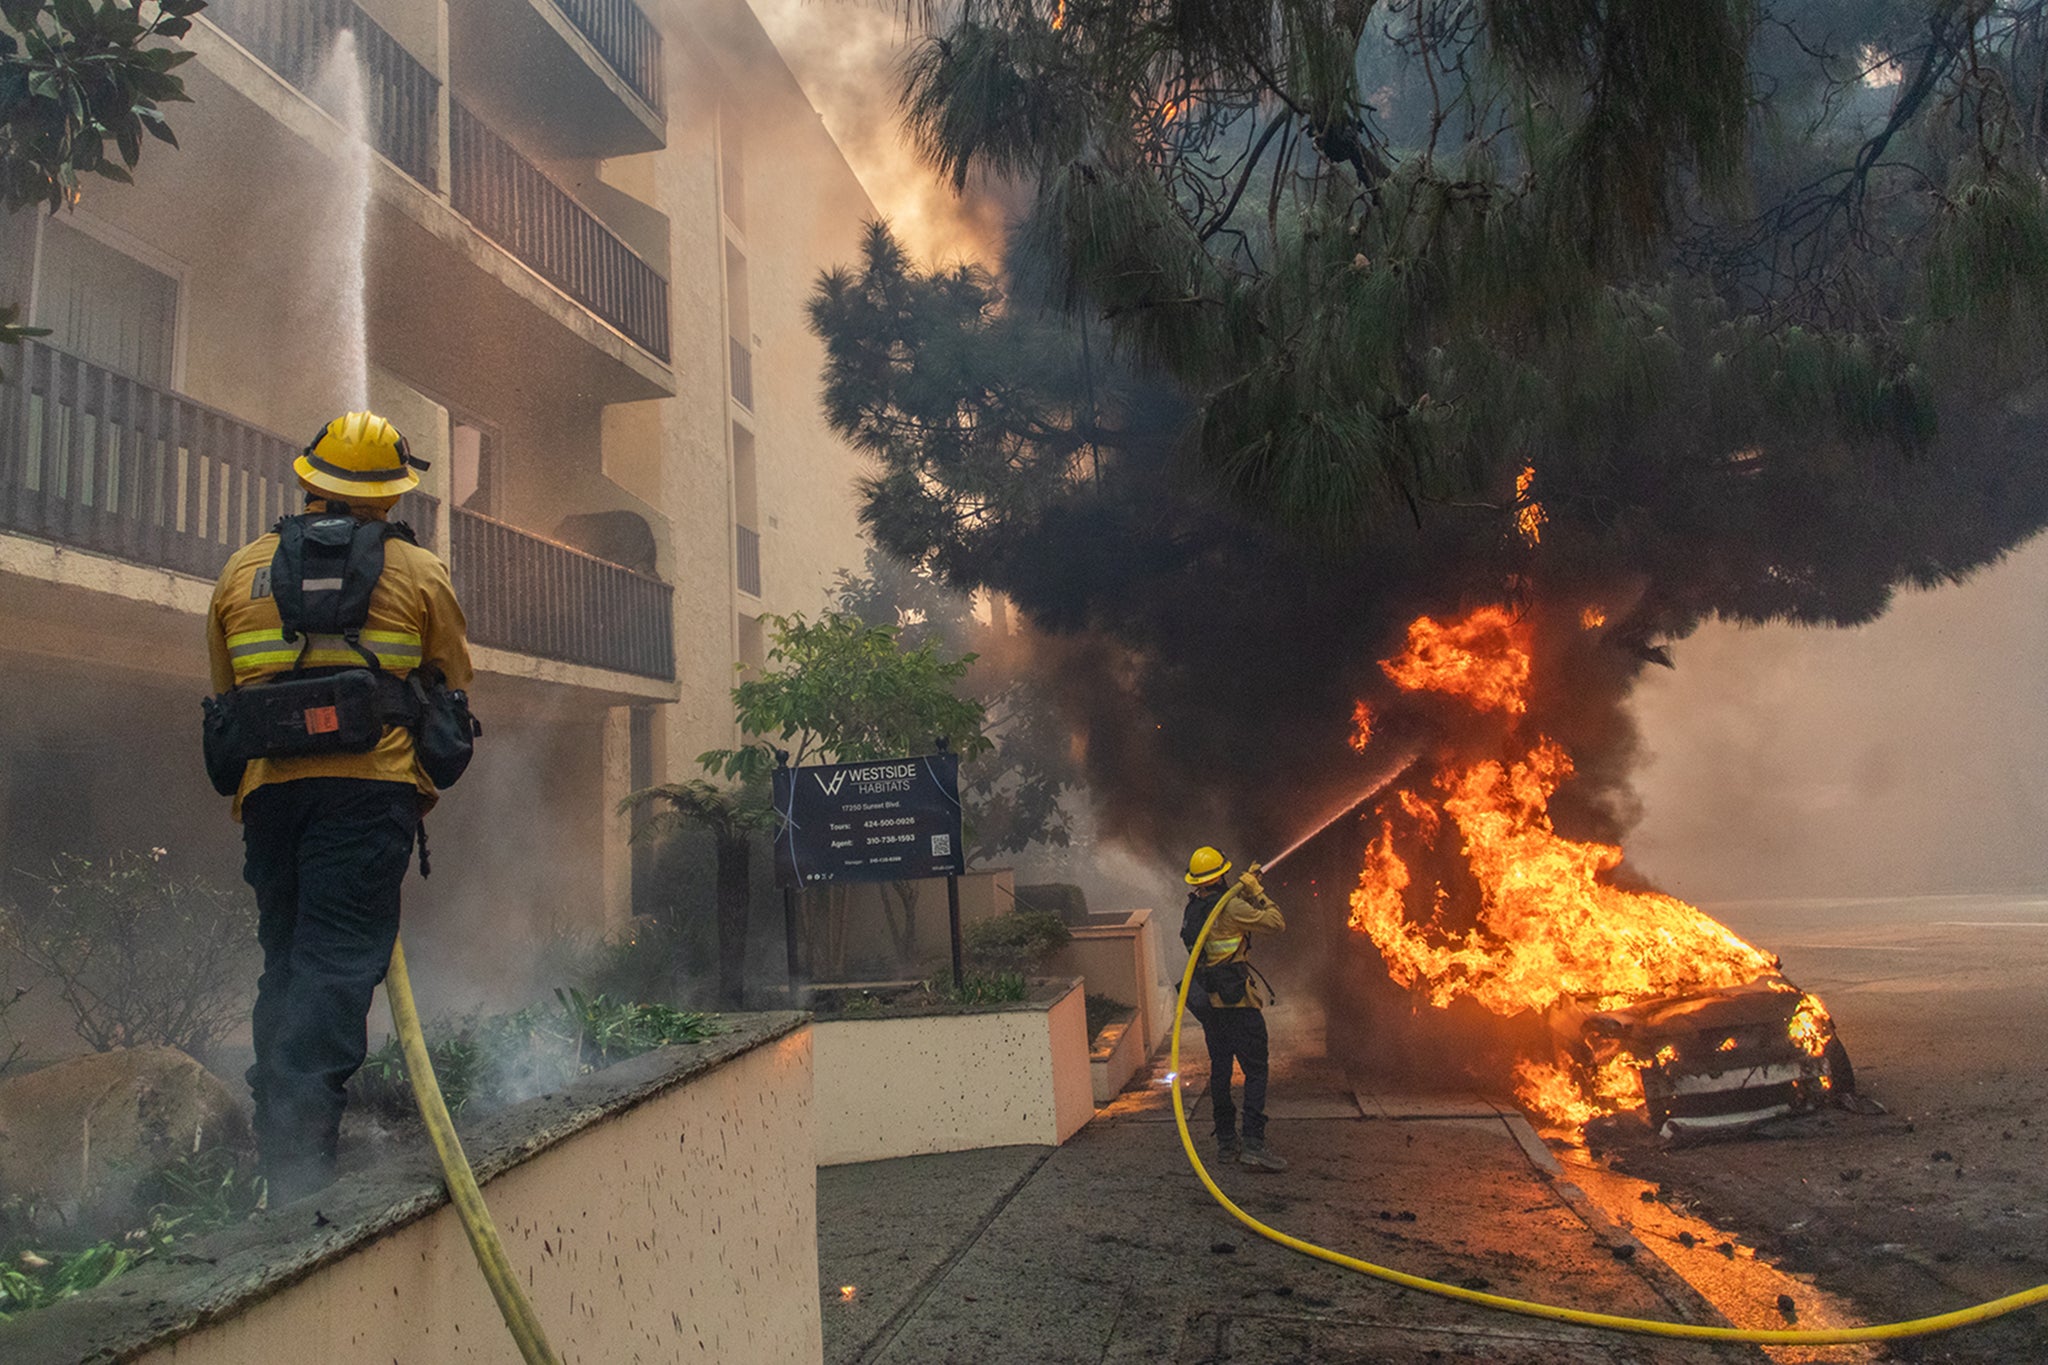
387, 936, 561, 1365
1170, 890, 2048, 1346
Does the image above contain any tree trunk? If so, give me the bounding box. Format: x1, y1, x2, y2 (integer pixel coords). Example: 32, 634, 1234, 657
715, 832, 751, 1008
804, 884, 853, 980
881, 879, 920, 971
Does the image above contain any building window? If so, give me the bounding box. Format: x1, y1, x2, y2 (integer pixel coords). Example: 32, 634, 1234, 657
30, 218, 180, 385
720, 107, 745, 232
733, 421, 760, 596
725, 242, 752, 409
738, 612, 766, 676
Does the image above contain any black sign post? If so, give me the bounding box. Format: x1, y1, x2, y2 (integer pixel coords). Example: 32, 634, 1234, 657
773, 748, 968, 988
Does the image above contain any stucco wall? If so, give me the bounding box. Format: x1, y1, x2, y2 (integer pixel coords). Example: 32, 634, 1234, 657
1047, 908, 1175, 1058
0, 1016, 819, 1365
812, 980, 1093, 1166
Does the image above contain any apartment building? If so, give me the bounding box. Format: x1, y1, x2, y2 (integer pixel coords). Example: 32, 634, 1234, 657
0, 0, 875, 977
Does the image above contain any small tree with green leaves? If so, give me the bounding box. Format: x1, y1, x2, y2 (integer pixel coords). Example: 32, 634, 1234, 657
617, 779, 775, 1008
701, 611, 992, 975
834, 548, 1077, 862
0, 0, 206, 358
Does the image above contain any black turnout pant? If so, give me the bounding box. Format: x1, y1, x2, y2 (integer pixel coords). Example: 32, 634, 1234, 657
242, 777, 419, 1190
1195, 1004, 1270, 1143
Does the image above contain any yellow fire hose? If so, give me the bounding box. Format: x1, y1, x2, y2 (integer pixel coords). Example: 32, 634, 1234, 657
1171, 879, 2048, 1346
386, 937, 562, 1365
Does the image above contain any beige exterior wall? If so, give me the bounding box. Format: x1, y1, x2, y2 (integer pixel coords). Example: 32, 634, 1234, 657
640, 0, 878, 769
127, 1028, 818, 1365
0, 0, 881, 980
812, 980, 1095, 1165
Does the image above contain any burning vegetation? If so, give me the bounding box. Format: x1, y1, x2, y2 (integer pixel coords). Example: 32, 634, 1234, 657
1348, 605, 1843, 1136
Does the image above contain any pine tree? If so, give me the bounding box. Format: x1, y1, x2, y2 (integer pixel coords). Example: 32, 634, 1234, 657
832, 2, 2048, 642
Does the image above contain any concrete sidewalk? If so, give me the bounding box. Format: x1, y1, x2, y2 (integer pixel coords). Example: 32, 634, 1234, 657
818, 1008, 1771, 1365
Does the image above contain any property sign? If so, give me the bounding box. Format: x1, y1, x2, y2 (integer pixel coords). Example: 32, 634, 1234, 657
772, 752, 966, 888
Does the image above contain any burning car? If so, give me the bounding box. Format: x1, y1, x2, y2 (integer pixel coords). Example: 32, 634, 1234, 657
1342, 606, 1870, 1138
1569, 974, 1856, 1142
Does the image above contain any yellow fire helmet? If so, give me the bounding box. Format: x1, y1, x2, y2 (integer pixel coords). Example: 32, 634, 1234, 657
1185, 845, 1232, 886
295, 410, 430, 501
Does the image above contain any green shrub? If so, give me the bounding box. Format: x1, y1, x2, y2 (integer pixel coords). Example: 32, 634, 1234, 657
963, 910, 1071, 970
0, 850, 256, 1060
350, 989, 721, 1118
0, 1148, 265, 1324
922, 968, 1027, 1005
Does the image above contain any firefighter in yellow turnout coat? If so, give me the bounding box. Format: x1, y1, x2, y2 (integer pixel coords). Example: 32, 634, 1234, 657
205, 412, 472, 1201
1181, 846, 1287, 1171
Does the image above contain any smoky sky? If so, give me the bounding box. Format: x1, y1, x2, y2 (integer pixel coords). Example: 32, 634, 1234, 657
748, 0, 1012, 263
1627, 530, 2048, 903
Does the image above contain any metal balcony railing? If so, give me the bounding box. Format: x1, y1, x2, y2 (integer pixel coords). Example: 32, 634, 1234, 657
0, 341, 436, 581
729, 336, 753, 409
205, 0, 438, 185
736, 523, 761, 596
451, 101, 672, 362
550, 0, 664, 116
449, 506, 674, 680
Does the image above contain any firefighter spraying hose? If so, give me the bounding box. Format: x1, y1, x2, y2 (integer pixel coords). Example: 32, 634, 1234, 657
1169, 844, 2048, 1345
204, 413, 556, 1363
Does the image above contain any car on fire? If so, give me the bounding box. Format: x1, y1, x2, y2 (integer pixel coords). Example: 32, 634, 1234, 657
1563, 975, 1858, 1142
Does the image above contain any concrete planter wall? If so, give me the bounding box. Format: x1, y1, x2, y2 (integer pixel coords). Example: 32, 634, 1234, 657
1089, 1016, 1143, 1104
0, 1015, 817, 1365
812, 979, 1094, 1166
1046, 907, 1178, 1060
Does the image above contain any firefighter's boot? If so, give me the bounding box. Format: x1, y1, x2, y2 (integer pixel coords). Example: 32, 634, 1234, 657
1239, 1139, 1288, 1172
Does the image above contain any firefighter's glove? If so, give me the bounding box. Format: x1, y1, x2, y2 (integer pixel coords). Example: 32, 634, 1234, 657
1237, 866, 1268, 902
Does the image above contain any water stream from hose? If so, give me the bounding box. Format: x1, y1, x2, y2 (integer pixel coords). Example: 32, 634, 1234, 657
1258, 746, 1420, 873
312, 30, 372, 411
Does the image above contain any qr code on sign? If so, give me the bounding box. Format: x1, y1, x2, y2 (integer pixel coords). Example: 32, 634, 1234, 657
931, 834, 952, 857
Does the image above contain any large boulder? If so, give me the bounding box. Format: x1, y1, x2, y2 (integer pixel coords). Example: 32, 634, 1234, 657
0, 1046, 246, 1225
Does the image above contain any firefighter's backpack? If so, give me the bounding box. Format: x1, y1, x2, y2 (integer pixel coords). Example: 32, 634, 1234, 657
202, 511, 462, 794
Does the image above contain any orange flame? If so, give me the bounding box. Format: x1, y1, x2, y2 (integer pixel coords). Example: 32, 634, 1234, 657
1349, 700, 1374, 752
1514, 466, 1546, 546
1580, 606, 1606, 630
1789, 993, 1832, 1058
1378, 606, 1530, 715
1352, 605, 1801, 1126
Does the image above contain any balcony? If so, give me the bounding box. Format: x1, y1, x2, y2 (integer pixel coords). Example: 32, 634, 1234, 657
451, 101, 671, 362
450, 507, 675, 681
205, 0, 438, 186
550, 0, 662, 117
204, 0, 673, 375
448, 0, 665, 159
0, 341, 674, 685
0, 340, 435, 582
736, 523, 761, 597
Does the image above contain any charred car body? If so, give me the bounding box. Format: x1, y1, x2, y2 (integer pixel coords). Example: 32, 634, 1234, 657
1565, 975, 1856, 1142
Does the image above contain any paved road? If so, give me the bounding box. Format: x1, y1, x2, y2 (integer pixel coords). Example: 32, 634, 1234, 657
819, 1002, 1790, 1365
